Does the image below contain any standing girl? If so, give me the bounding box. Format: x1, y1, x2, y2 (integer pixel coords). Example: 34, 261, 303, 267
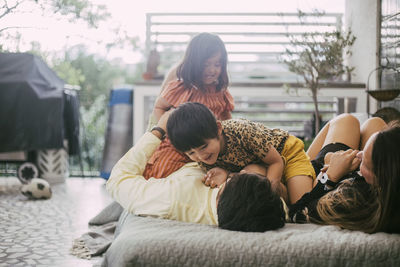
143, 32, 234, 179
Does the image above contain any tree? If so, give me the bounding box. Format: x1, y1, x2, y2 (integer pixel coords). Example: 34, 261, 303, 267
1, 0, 141, 173
25, 43, 141, 172
53, 45, 139, 108
0, 0, 111, 52
282, 11, 356, 135
0, 0, 140, 57
50, 46, 141, 172
0, 0, 110, 33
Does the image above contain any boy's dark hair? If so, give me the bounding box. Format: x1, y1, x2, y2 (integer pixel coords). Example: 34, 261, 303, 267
167, 102, 219, 152
217, 173, 286, 232
176, 32, 229, 91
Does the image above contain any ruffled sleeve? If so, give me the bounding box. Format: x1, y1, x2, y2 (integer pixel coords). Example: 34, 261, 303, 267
160, 81, 192, 107
223, 89, 235, 112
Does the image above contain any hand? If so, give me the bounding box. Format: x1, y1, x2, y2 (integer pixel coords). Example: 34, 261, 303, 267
325, 149, 360, 182
324, 152, 334, 165
202, 167, 229, 188
320, 164, 329, 173
157, 108, 175, 132
291, 207, 310, 224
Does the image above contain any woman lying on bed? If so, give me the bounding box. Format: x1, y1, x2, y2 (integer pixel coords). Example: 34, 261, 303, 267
290, 114, 400, 234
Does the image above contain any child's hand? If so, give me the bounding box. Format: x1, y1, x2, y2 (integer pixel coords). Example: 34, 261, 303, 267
202, 167, 229, 188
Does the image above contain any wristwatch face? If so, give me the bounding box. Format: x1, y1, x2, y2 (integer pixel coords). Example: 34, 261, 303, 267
320, 173, 329, 184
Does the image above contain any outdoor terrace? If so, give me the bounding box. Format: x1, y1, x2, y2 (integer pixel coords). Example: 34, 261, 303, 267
133, 12, 367, 141
145, 12, 343, 82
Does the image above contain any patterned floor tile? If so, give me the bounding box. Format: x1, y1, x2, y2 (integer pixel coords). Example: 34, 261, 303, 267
0, 177, 112, 266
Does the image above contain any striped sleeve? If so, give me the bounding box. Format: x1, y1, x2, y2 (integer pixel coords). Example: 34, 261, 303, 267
143, 138, 192, 179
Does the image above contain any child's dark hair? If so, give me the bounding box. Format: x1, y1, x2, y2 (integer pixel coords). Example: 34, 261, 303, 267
177, 32, 229, 91
217, 173, 286, 232
167, 102, 219, 152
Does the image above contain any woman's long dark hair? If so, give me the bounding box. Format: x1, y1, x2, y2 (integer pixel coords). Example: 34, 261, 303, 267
176, 32, 229, 91
372, 123, 400, 233
316, 122, 400, 234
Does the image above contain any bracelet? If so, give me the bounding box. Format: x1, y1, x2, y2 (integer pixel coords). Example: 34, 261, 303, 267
151, 126, 166, 140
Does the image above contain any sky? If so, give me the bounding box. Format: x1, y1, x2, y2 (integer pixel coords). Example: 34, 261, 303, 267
1, 0, 344, 64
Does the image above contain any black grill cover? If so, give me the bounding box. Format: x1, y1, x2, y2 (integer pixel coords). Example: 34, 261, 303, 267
0, 53, 67, 153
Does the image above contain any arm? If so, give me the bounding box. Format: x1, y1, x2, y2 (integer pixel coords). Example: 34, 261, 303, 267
219, 90, 234, 120
152, 96, 173, 122
153, 65, 179, 121
261, 145, 284, 184
202, 164, 289, 203
325, 149, 360, 183
289, 180, 329, 223
261, 146, 287, 201
160, 65, 178, 93
106, 132, 171, 217
202, 167, 229, 188
290, 149, 360, 222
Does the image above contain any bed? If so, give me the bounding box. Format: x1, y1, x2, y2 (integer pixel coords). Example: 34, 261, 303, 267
87, 202, 400, 267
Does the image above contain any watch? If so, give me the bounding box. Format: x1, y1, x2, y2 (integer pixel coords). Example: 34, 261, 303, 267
319, 172, 337, 188
151, 126, 166, 140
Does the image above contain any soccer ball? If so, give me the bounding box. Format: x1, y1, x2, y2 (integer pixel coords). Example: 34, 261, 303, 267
21, 178, 52, 200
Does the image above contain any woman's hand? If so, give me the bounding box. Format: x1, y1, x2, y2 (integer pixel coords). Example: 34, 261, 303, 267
325, 149, 360, 182
202, 167, 229, 188
324, 152, 333, 165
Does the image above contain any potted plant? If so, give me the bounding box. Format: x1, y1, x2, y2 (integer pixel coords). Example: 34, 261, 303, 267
282, 10, 356, 135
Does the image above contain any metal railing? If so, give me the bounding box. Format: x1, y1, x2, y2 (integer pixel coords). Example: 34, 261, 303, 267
132, 82, 366, 143
146, 12, 343, 82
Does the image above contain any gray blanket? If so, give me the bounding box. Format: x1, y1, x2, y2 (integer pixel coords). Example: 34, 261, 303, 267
70, 201, 123, 260
102, 207, 400, 266
72, 202, 400, 266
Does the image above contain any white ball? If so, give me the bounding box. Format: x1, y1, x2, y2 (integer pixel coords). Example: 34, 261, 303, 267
21, 178, 52, 199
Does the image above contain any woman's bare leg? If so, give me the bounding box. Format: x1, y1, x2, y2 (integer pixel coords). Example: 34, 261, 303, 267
307, 114, 361, 160
359, 117, 387, 150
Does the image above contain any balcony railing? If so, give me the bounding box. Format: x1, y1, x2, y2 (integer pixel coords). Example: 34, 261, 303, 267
146, 12, 343, 82
132, 81, 366, 143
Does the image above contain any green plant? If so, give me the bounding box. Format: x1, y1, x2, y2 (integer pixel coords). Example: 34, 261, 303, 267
78, 94, 107, 172
282, 10, 356, 135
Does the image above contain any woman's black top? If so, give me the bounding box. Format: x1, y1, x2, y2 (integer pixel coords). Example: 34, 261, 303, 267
289, 173, 366, 223
288, 142, 372, 223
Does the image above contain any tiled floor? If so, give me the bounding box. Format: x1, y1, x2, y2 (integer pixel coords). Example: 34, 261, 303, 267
0, 176, 113, 267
